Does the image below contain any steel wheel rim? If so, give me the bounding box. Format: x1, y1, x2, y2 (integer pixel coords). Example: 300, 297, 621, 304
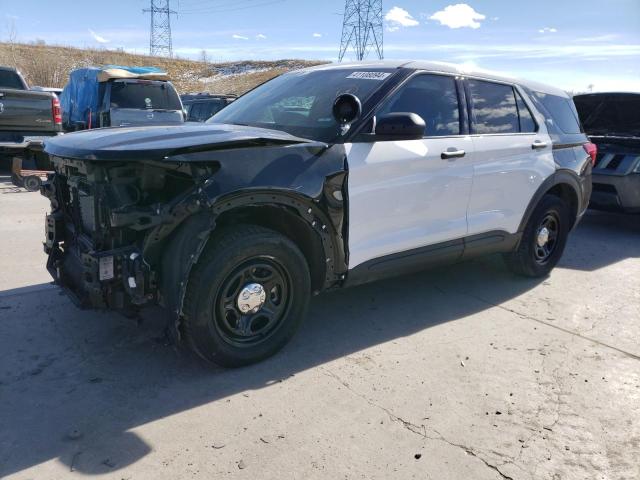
214, 257, 291, 347
534, 212, 559, 264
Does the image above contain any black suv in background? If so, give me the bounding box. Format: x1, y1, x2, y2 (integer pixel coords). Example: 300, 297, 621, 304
181, 93, 236, 122
574, 92, 640, 213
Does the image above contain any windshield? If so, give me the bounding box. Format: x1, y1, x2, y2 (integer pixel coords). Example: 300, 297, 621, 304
208, 68, 397, 142
574, 94, 640, 137
110, 81, 182, 111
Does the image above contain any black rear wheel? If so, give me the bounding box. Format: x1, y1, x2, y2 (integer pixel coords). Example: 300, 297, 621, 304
183, 225, 310, 367
504, 194, 570, 277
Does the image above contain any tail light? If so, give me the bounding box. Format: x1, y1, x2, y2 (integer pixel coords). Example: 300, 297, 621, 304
583, 142, 597, 166
52, 97, 62, 125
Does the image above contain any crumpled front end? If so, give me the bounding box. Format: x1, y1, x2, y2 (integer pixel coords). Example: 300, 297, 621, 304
40, 140, 348, 318
41, 157, 203, 312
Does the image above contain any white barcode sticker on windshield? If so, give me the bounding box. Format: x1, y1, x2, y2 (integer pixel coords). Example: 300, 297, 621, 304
347, 71, 391, 80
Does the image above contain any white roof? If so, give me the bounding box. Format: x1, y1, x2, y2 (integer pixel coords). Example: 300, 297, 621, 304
305, 60, 568, 97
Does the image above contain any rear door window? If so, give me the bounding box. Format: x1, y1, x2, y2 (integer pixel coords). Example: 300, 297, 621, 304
468, 80, 519, 134
110, 81, 181, 110
377, 74, 460, 137
532, 92, 582, 134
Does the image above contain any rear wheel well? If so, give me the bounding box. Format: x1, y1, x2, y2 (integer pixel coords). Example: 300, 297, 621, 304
546, 183, 579, 226
215, 205, 327, 292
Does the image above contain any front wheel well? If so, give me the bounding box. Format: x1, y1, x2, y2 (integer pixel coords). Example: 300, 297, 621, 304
215, 204, 329, 292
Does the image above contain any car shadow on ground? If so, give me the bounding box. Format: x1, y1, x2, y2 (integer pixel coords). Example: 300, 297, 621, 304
0, 210, 636, 476
0, 174, 27, 194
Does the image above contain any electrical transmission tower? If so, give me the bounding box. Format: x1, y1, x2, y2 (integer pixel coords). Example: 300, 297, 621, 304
143, 0, 176, 57
338, 0, 383, 62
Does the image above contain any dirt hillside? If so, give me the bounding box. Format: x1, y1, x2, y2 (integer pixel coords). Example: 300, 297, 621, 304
0, 42, 326, 95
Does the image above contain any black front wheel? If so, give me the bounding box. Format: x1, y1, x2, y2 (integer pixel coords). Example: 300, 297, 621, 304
182, 225, 311, 367
504, 194, 570, 277
23, 176, 41, 192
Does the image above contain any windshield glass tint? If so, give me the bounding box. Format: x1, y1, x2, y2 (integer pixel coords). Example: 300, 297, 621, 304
574, 94, 640, 136
208, 68, 396, 142
110, 82, 181, 110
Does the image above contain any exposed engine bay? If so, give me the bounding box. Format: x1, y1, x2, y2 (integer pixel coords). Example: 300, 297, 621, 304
41, 142, 348, 324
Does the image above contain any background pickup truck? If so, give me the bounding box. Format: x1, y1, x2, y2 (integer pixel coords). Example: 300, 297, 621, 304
1, 66, 62, 188
0, 66, 62, 157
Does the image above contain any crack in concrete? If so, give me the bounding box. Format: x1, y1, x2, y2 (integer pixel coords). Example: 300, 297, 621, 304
321, 367, 516, 480
463, 447, 515, 480
456, 291, 640, 361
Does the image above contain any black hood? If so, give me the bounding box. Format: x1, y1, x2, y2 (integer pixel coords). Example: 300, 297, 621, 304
44, 123, 320, 161
574, 93, 640, 138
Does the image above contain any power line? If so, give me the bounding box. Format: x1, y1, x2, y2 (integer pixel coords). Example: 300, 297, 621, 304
178, 0, 267, 9
178, 0, 285, 14
143, 0, 176, 57
338, 0, 383, 62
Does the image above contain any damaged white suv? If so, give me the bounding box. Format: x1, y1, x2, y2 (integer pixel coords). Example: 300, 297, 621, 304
42, 61, 593, 366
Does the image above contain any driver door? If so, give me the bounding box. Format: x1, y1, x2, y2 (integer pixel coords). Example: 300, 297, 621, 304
346, 73, 474, 270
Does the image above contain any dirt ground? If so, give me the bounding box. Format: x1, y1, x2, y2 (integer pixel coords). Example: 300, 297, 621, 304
0, 175, 639, 480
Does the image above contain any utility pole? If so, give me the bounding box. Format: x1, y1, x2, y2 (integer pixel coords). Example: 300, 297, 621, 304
338, 0, 383, 62
143, 0, 176, 57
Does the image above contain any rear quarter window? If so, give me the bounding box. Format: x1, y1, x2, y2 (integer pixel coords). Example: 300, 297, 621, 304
532, 92, 582, 134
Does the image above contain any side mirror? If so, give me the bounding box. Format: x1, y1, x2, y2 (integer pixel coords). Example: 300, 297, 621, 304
375, 112, 425, 140
332, 93, 362, 125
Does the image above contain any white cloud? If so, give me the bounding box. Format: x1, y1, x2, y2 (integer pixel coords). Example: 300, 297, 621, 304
429, 4, 486, 29
232, 34, 249, 40
256, 33, 267, 40
575, 34, 620, 43
312, 33, 322, 38
88, 29, 109, 44
385, 6, 419, 32
538, 27, 558, 34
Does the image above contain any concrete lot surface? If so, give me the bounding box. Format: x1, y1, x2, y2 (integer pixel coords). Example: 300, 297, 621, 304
1, 176, 639, 480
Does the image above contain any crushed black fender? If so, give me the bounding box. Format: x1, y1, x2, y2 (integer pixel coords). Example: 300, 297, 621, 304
42, 123, 348, 339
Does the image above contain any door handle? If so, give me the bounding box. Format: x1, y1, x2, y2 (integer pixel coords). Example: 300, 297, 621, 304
531, 140, 548, 149
441, 148, 466, 159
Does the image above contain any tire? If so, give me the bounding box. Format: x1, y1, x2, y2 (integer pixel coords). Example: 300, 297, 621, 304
504, 194, 570, 277
182, 224, 311, 367
23, 176, 41, 192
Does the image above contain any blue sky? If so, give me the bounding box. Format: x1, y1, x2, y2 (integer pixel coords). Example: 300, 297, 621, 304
2, 0, 639, 92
